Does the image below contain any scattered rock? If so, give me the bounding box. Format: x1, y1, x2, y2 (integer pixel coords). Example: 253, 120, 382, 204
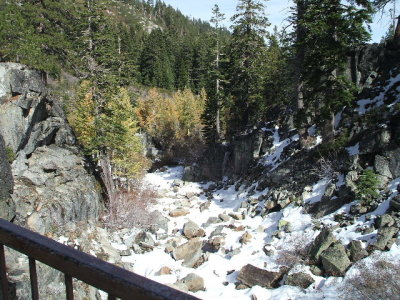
156, 266, 172, 276
200, 201, 211, 212
309, 228, 337, 262
176, 273, 205, 292
285, 272, 314, 289
239, 232, 252, 244
119, 249, 131, 256
135, 231, 155, 250
205, 236, 225, 252
236, 264, 287, 288
204, 217, 221, 226
374, 155, 392, 179
169, 208, 190, 217
172, 238, 204, 268
348, 240, 368, 262
390, 195, 400, 211
183, 220, 205, 239
371, 227, 398, 250
229, 212, 245, 220
320, 243, 352, 276
209, 225, 225, 238
309, 265, 323, 276
376, 214, 395, 228
218, 213, 230, 222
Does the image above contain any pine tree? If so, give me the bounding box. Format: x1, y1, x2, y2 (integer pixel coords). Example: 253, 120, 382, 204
206, 4, 226, 142
227, 0, 270, 132
293, 0, 373, 134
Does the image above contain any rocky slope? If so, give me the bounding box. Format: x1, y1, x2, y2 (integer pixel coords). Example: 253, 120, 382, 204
0, 63, 103, 299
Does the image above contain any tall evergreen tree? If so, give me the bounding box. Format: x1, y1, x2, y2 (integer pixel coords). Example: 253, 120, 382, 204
203, 4, 227, 142
293, 0, 373, 135
227, 0, 270, 132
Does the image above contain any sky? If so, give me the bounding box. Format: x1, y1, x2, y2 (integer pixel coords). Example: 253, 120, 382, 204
162, 0, 395, 43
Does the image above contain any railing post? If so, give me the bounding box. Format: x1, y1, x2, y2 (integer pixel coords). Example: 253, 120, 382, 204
0, 244, 10, 300
65, 274, 74, 300
29, 257, 39, 300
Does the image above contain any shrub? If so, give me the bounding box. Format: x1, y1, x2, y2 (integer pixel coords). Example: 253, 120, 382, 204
356, 169, 380, 203
5, 146, 16, 163
342, 260, 400, 300
103, 184, 159, 230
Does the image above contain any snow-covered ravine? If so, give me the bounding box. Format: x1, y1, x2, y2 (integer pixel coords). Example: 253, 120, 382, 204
100, 167, 400, 300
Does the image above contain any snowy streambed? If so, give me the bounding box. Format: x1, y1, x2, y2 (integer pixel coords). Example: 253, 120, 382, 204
102, 167, 400, 300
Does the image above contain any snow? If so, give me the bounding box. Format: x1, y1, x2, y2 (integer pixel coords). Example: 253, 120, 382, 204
105, 167, 400, 300
346, 143, 359, 156
334, 109, 344, 130
355, 71, 400, 115
303, 178, 331, 204
260, 127, 299, 170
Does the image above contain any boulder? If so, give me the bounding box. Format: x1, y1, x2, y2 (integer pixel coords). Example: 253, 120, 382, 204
374, 155, 392, 178
320, 243, 352, 276
156, 266, 172, 276
239, 232, 252, 244
285, 272, 314, 289
309, 228, 337, 262
0, 134, 15, 220
149, 211, 169, 234
236, 264, 287, 288
176, 273, 205, 292
348, 240, 368, 262
376, 214, 395, 228
183, 220, 205, 239
386, 148, 400, 178
169, 208, 190, 217
135, 231, 156, 251
172, 238, 204, 268
371, 227, 399, 250
390, 195, 400, 211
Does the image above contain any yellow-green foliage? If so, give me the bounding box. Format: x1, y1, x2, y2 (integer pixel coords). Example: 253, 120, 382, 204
67, 80, 97, 152
68, 81, 149, 180
5, 146, 16, 163
136, 88, 206, 158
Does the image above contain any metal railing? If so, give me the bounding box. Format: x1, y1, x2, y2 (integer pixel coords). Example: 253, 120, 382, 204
0, 218, 199, 300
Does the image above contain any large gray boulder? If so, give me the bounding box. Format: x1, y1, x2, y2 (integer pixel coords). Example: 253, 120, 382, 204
172, 238, 204, 268
0, 134, 15, 220
320, 243, 352, 276
12, 145, 102, 234
309, 228, 337, 263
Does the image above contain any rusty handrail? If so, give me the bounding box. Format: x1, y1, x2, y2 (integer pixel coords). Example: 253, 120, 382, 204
0, 218, 200, 300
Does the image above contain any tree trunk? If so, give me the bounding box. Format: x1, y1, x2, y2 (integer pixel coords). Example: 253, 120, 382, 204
394, 15, 400, 46
216, 40, 221, 140
295, 0, 308, 147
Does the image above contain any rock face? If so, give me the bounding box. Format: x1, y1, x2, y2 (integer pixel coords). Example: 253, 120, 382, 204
0, 63, 102, 233
0, 63, 104, 299
0, 134, 15, 220
0, 63, 75, 154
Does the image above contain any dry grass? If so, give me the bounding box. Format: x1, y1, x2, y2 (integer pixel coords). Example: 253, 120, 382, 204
275, 233, 312, 268
342, 260, 400, 300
